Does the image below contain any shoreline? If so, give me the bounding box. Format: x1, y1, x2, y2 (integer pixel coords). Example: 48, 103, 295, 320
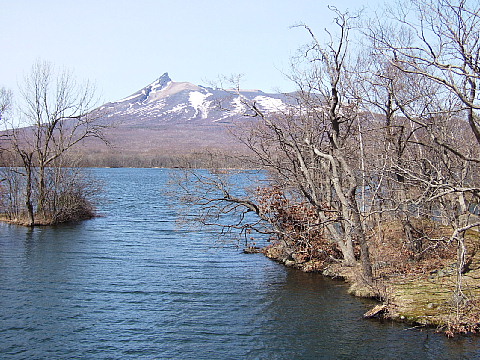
0, 213, 97, 227
253, 240, 480, 337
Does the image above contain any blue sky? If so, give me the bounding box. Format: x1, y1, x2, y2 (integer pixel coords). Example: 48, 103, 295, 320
1, 0, 384, 103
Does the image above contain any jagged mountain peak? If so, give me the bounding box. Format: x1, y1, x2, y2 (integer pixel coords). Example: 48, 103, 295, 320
158, 72, 171, 81
140, 72, 173, 100
149, 72, 172, 90
114, 72, 173, 104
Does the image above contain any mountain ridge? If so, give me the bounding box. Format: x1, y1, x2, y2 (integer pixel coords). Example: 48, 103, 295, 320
99, 72, 289, 127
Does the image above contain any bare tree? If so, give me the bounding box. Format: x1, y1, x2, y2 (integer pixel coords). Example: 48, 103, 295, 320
1, 60, 108, 226
368, 0, 480, 318
0, 87, 12, 121
215, 8, 375, 283
371, 0, 480, 158
292, 9, 374, 281
0, 88, 12, 148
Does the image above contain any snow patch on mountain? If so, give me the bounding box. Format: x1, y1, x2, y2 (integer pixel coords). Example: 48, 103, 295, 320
189, 91, 212, 119
166, 103, 188, 115
150, 73, 171, 93
231, 96, 247, 115
254, 96, 286, 112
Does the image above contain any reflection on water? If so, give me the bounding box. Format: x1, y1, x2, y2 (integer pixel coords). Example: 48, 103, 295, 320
0, 168, 479, 359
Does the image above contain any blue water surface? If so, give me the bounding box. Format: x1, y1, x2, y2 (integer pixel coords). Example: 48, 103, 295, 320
1, 168, 479, 359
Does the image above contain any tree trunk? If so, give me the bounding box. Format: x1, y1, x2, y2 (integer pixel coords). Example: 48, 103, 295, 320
37, 164, 46, 217
25, 165, 35, 227
348, 191, 373, 283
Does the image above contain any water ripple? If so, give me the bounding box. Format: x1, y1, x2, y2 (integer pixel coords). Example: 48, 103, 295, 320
0, 169, 479, 359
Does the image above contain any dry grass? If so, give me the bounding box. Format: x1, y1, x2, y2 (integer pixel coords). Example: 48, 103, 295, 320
368, 220, 480, 335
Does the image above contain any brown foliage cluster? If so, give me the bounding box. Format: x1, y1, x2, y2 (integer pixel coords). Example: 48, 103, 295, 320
256, 186, 343, 266
50, 191, 96, 224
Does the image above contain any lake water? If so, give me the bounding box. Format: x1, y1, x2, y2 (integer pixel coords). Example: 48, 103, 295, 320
1, 168, 479, 359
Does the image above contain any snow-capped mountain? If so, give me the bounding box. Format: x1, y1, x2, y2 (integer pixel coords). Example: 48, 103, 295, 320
74, 73, 292, 166
101, 72, 289, 127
